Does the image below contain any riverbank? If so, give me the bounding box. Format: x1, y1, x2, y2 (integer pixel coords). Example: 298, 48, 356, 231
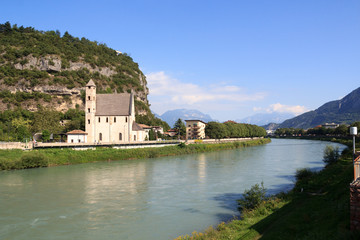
175, 139, 360, 239
0, 138, 270, 170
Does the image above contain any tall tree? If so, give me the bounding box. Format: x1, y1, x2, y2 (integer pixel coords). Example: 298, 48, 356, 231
174, 118, 186, 137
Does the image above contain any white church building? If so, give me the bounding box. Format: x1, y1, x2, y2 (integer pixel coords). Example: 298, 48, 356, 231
85, 79, 147, 143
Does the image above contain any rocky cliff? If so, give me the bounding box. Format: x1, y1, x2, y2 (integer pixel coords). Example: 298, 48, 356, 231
0, 22, 149, 114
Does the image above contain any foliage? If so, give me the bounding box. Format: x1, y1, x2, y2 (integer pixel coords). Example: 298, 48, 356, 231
41, 129, 50, 142
323, 145, 340, 165
174, 118, 186, 137
20, 152, 48, 168
237, 182, 267, 211
295, 168, 315, 182
206, 121, 266, 139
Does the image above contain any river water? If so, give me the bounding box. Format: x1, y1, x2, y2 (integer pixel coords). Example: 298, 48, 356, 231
0, 139, 346, 240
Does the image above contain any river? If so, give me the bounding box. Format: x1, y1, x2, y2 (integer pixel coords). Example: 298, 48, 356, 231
0, 139, 346, 240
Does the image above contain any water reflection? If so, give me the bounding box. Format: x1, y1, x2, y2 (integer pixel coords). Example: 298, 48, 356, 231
0, 139, 346, 240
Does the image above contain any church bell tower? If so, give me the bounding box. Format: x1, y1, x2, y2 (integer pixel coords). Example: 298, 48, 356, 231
85, 79, 96, 143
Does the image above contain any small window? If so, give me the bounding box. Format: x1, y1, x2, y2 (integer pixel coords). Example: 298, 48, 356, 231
71, 139, 74, 143
88, 119, 90, 124
119, 133, 122, 141
125, 117, 128, 123
88, 86, 91, 89
114, 117, 116, 123
98, 117, 100, 123
78, 139, 81, 143
88, 108, 90, 113
99, 133, 102, 141
106, 117, 108, 123
134, 135, 136, 141
88, 96, 90, 100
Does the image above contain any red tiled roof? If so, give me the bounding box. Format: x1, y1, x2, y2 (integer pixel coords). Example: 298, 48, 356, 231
66, 130, 88, 135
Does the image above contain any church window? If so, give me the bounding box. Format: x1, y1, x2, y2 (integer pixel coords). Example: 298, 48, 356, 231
98, 117, 100, 123
88, 119, 90, 124
114, 117, 116, 123
119, 133, 122, 141
125, 117, 128, 122
134, 135, 136, 141
99, 133, 102, 141
88, 108, 90, 113
106, 117, 108, 123
88, 96, 90, 100
88, 86, 91, 89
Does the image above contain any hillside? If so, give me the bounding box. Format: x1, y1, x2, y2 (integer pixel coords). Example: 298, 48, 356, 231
0, 22, 150, 114
279, 87, 360, 129
0, 22, 169, 140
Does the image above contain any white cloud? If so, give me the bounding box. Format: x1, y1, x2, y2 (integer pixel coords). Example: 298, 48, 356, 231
146, 71, 266, 105
253, 103, 308, 116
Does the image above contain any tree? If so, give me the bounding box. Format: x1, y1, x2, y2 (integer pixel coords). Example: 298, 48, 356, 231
42, 130, 50, 142
148, 129, 156, 140
174, 118, 186, 137
205, 122, 226, 139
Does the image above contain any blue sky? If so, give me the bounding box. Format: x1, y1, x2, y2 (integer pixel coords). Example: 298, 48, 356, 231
2, 0, 360, 122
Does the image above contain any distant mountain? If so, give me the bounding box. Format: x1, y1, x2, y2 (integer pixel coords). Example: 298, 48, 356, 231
262, 123, 280, 131
159, 109, 215, 127
278, 87, 360, 129
237, 112, 295, 126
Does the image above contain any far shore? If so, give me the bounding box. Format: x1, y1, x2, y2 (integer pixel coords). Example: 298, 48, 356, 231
0, 138, 271, 171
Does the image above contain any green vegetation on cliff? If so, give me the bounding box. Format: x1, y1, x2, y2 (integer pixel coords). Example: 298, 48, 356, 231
0, 22, 169, 136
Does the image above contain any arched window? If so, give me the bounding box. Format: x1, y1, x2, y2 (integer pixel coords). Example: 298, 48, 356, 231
88, 96, 90, 100
98, 117, 101, 123
88, 108, 90, 113
106, 117, 108, 123
119, 133, 122, 141
88, 119, 90, 124
99, 133, 102, 141
114, 117, 116, 123
125, 117, 128, 122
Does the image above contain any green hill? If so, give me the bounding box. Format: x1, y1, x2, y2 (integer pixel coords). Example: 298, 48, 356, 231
279, 87, 360, 129
0, 22, 169, 141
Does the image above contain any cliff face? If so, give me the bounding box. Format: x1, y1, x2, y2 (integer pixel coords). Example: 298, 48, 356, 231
0, 23, 149, 115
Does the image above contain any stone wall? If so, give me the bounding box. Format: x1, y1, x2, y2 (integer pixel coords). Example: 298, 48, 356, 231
350, 178, 360, 230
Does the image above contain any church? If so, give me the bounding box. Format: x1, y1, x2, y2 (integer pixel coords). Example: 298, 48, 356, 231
85, 79, 146, 143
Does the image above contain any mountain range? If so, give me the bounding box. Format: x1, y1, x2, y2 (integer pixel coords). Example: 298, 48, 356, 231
278, 87, 360, 129
157, 109, 215, 127
237, 112, 295, 126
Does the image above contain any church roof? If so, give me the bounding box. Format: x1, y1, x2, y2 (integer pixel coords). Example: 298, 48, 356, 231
95, 93, 131, 116
132, 122, 144, 131
86, 79, 96, 87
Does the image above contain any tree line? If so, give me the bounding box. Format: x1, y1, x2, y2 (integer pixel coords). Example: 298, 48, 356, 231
205, 121, 267, 139
274, 122, 360, 137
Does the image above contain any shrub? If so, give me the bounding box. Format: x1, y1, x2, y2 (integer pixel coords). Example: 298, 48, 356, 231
295, 168, 314, 181
178, 142, 186, 148
323, 145, 340, 165
20, 152, 48, 168
238, 182, 267, 211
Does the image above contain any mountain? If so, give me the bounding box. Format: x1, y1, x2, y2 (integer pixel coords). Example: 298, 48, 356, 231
237, 112, 295, 126
159, 109, 215, 127
278, 87, 360, 129
0, 22, 150, 114
0, 22, 170, 140
262, 123, 280, 131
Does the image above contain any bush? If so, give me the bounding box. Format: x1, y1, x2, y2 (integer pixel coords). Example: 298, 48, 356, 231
323, 145, 340, 165
238, 182, 267, 211
178, 142, 186, 148
295, 168, 314, 181
20, 152, 48, 168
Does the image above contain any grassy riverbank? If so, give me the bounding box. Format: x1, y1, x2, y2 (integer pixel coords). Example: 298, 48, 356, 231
175, 139, 360, 240
0, 138, 270, 170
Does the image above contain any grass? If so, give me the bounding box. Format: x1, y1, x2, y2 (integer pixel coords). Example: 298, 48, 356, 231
175, 140, 360, 240
0, 138, 271, 170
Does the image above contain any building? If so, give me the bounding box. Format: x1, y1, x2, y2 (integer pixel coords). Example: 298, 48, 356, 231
185, 120, 206, 140
322, 123, 340, 129
85, 79, 146, 143
67, 130, 88, 143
